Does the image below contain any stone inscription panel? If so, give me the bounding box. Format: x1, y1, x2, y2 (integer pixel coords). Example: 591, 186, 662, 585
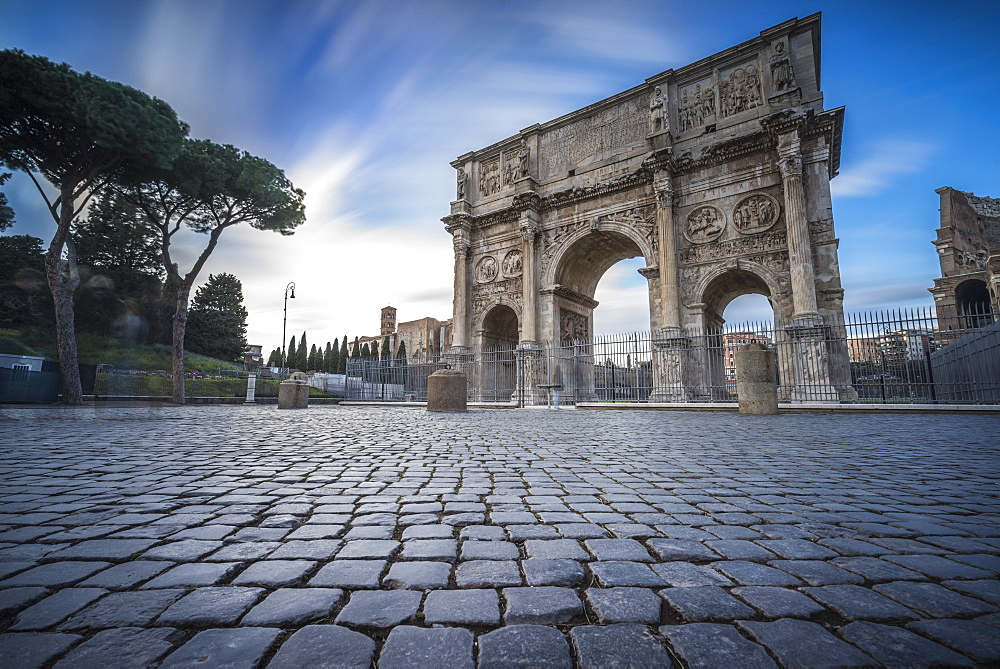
539, 94, 648, 179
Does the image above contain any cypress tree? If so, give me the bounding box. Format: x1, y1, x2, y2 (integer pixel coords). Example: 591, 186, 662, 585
308, 343, 318, 371
296, 331, 307, 370
370, 339, 378, 359
381, 335, 391, 361
330, 338, 340, 374
361, 342, 371, 358
324, 341, 332, 372
352, 336, 360, 358
339, 336, 348, 373
286, 335, 296, 369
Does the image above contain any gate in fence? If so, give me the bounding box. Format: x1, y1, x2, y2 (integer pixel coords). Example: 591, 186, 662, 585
345, 307, 998, 406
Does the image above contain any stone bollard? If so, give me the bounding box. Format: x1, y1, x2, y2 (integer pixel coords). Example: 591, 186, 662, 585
427, 368, 467, 412
735, 342, 778, 415
278, 372, 309, 409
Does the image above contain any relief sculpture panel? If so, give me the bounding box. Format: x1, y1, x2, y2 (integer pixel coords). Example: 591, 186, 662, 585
677, 80, 716, 133
684, 206, 726, 244
732, 193, 780, 235
719, 61, 763, 117
502, 249, 523, 277
475, 255, 498, 283
560, 309, 588, 343
479, 158, 501, 197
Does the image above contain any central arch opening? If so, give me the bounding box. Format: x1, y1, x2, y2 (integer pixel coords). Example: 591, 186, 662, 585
553, 230, 651, 401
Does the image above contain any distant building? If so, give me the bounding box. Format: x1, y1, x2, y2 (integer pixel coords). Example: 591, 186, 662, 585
723, 332, 771, 381
243, 344, 263, 368
848, 337, 882, 363
348, 306, 453, 363
930, 187, 1000, 329
877, 329, 935, 363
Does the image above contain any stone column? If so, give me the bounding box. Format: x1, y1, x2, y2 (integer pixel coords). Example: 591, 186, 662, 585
519, 213, 540, 345
449, 226, 472, 353
654, 171, 682, 332
776, 132, 818, 319
515, 213, 544, 405
776, 130, 837, 402
649, 170, 689, 402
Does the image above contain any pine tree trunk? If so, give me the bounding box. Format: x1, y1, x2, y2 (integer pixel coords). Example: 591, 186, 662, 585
171, 290, 190, 405
49, 273, 83, 404
45, 189, 83, 405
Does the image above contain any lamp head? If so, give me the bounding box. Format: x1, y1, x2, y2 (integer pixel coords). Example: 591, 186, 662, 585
290, 289, 295, 299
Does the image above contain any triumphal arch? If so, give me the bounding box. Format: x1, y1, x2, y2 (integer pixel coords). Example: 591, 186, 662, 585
443, 14, 856, 402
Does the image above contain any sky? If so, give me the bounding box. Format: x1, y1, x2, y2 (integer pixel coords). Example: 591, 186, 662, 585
2, 0, 999, 349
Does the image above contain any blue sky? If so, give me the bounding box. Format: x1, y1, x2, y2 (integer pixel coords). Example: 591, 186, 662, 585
2, 0, 998, 347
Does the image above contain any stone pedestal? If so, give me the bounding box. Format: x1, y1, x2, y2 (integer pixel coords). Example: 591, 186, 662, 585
278, 373, 309, 409
427, 369, 467, 412
735, 343, 778, 414
649, 328, 690, 402
786, 316, 839, 403
244, 373, 257, 405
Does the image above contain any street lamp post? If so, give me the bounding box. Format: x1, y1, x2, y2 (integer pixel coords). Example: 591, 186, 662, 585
282, 282, 296, 371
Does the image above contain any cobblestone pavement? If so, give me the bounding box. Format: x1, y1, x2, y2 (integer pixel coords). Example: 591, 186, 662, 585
1, 405, 999, 668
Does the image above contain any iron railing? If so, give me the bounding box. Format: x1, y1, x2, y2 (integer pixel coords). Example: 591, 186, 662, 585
345, 306, 999, 405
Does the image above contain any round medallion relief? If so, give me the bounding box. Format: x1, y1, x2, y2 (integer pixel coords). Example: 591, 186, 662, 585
475, 256, 498, 283
501, 249, 523, 278
684, 205, 726, 244
732, 193, 780, 235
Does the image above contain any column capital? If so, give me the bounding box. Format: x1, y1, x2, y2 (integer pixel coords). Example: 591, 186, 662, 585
778, 154, 803, 179
520, 210, 540, 243
653, 169, 673, 197
453, 235, 471, 258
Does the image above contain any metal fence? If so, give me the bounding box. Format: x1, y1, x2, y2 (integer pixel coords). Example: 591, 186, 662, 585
345, 306, 999, 405
92, 371, 285, 399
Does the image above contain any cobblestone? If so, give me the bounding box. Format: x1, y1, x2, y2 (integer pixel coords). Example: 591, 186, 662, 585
0, 406, 997, 667
160, 627, 280, 668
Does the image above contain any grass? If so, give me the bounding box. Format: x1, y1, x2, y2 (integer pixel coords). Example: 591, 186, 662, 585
1, 328, 243, 375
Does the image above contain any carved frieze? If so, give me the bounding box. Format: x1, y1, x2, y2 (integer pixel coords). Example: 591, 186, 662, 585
539, 94, 647, 179
680, 230, 787, 264
732, 193, 780, 235
502, 249, 523, 277
684, 206, 726, 244
677, 80, 716, 133
473, 277, 523, 318
560, 309, 588, 343
475, 256, 499, 283
479, 158, 501, 197
719, 61, 763, 117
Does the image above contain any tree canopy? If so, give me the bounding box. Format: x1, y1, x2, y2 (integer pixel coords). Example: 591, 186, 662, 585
185, 273, 248, 362
0, 49, 187, 403
114, 137, 305, 402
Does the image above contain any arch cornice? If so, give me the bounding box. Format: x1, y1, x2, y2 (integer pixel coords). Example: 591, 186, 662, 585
694, 259, 785, 315
473, 298, 523, 334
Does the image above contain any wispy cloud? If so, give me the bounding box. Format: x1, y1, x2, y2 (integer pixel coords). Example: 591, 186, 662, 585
832, 138, 936, 198
524, 2, 691, 66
